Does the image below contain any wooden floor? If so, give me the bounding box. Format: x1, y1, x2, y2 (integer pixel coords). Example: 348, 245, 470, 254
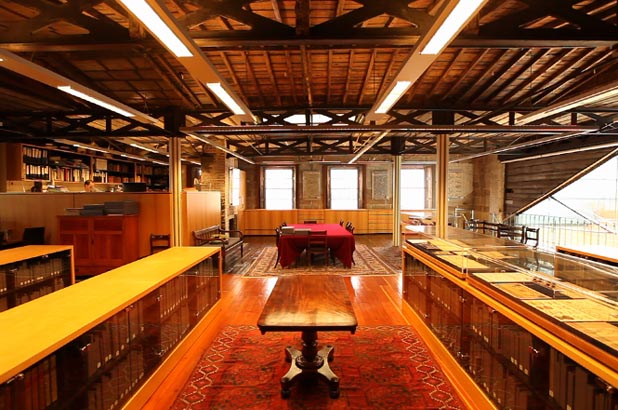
139, 235, 486, 410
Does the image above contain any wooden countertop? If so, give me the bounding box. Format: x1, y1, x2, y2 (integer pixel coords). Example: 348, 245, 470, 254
0, 245, 73, 265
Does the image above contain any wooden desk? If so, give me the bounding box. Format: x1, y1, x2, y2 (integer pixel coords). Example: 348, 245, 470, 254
257, 275, 357, 398
278, 224, 355, 268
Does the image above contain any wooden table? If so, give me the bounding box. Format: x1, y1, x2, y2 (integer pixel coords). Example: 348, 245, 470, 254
278, 224, 355, 268
257, 275, 358, 398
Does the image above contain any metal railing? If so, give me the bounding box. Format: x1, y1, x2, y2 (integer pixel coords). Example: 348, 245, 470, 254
513, 213, 618, 249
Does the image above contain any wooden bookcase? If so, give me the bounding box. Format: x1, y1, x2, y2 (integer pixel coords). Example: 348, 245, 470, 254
57, 215, 139, 277
6, 144, 91, 183
0, 246, 221, 410
4, 143, 169, 188
0, 245, 74, 312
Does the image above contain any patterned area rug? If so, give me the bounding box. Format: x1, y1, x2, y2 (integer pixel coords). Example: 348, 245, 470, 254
172, 325, 465, 410
241, 244, 400, 277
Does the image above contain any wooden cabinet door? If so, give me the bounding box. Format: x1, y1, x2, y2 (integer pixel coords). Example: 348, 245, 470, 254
57, 217, 93, 272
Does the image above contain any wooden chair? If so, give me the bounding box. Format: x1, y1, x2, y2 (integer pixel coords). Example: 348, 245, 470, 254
339, 219, 344, 226
274, 227, 282, 267
523, 227, 540, 247
150, 234, 171, 254
345, 222, 355, 234
22, 227, 45, 245
306, 229, 329, 267
497, 224, 524, 242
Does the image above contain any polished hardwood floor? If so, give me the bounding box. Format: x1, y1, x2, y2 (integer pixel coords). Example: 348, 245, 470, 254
140, 235, 483, 409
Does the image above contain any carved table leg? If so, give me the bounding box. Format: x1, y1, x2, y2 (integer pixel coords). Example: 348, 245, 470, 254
280, 331, 341, 399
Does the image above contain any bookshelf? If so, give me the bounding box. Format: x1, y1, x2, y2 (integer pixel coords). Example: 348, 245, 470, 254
7, 144, 91, 183
402, 230, 618, 410
4, 143, 170, 188
0, 246, 221, 409
0, 245, 74, 312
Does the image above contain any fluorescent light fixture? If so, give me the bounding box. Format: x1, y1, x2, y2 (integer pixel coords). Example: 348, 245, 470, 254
375, 81, 412, 114
518, 82, 618, 124
117, 0, 193, 58
58, 85, 135, 118
130, 143, 161, 154
72, 143, 110, 154
206, 82, 246, 115
421, 0, 485, 55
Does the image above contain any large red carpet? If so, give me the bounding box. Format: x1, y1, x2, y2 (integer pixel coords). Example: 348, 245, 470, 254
172, 325, 466, 409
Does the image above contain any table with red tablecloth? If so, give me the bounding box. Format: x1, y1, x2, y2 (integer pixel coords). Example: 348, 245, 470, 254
278, 224, 355, 268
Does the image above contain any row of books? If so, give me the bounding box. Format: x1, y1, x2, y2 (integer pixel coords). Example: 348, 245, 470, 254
0, 259, 220, 410
22, 146, 49, 164
85, 348, 144, 410
405, 257, 618, 410
1, 254, 69, 291
0, 355, 58, 410
0, 277, 68, 312
467, 336, 543, 410
549, 349, 617, 410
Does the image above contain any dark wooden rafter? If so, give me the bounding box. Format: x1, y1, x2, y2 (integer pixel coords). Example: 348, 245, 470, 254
427, 49, 465, 99
146, 54, 202, 108
497, 48, 571, 105
468, 49, 529, 104
480, 48, 548, 105
358, 50, 377, 106
284, 50, 299, 105
342, 50, 354, 105
263, 51, 282, 106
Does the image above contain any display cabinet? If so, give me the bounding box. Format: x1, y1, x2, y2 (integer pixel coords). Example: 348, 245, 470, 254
402, 228, 618, 410
0, 246, 221, 410
0, 245, 74, 312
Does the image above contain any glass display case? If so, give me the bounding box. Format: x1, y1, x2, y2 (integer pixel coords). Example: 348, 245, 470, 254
403, 229, 618, 410
0, 245, 73, 312
0, 247, 220, 410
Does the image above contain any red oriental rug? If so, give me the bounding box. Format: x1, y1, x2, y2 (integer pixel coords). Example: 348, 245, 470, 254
172, 325, 466, 410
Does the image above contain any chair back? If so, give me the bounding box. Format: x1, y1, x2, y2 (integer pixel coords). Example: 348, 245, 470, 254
523, 227, 540, 247
22, 227, 45, 245
150, 234, 171, 254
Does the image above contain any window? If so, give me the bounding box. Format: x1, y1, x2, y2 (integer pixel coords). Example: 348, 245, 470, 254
230, 168, 240, 206
330, 167, 359, 209
264, 167, 294, 209
401, 168, 426, 210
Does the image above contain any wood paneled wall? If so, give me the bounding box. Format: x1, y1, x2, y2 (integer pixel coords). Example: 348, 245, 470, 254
238, 209, 393, 235
504, 149, 615, 217
0, 191, 221, 256
182, 191, 221, 245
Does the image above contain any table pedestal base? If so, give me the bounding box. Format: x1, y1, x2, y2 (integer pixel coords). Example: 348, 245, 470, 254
281, 330, 340, 399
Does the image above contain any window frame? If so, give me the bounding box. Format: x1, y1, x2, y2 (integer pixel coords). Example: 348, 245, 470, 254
261, 166, 296, 209
327, 165, 362, 210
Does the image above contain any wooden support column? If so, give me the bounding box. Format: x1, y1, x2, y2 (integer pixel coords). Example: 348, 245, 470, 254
436, 135, 449, 237
433, 111, 453, 238
392, 155, 402, 246
170, 136, 183, 245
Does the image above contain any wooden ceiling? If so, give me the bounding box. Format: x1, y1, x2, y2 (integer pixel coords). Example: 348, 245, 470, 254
1, 0, 618, 164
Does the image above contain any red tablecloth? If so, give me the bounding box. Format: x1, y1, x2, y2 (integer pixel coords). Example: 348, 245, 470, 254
278, 224, 355, 268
